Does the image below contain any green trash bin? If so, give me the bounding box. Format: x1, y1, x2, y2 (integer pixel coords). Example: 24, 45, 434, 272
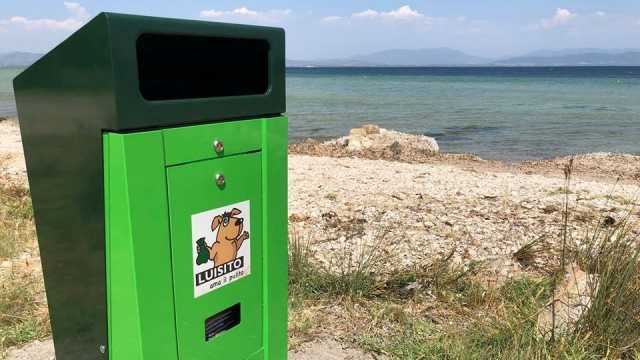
13, 13, 287, 360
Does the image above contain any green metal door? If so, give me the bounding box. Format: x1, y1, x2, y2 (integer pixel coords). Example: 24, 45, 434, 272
166, 151, 263, 359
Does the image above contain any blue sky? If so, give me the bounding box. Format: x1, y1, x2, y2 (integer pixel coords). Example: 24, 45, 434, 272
1, 1, 640, 59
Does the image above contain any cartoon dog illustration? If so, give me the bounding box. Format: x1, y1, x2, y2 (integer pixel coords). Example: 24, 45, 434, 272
195, 208, 249, 266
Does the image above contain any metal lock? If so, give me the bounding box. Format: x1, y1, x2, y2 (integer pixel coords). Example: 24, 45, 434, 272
213, 139, 224, 154
215, 173, 225, 187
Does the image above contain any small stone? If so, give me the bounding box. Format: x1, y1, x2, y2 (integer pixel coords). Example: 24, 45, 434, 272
537, 263, 594, 338
389, 141, 402, 155
289, 213, 309, 223
603, 215, 616, 227
399, 281, 422, 296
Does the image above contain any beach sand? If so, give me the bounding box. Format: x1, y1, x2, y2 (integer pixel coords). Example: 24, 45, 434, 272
2, 119, 639, 358
0, 118, 26, 185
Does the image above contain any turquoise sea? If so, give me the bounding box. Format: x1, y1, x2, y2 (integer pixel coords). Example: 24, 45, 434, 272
0, 68, 20, 118
2, 66, 640, 161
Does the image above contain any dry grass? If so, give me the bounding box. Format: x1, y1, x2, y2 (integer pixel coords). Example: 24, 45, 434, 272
0, 181, 50, 357
0, 183, 34, 260
513, 236, 547, 267
573, 210, 640, 357
0, 266, 49, 355
288, 159, 640, 359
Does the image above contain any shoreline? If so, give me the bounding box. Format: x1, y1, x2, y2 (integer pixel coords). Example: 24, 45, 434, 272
288, 134, 640, 164
2, 116, 639, 179
3, 116, 639, 170
289, 136, 640, 184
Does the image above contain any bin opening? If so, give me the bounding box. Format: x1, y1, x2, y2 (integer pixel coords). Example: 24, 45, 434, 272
137, 34, 270, 101
204, 303, 241, 341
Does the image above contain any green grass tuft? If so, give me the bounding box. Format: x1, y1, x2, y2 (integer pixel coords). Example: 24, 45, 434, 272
288, 229, 382, 300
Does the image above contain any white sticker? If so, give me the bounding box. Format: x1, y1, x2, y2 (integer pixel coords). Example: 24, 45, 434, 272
192, 200, 251, 298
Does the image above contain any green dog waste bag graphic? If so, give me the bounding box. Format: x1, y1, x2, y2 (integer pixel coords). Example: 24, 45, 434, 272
192, 201, 251, 298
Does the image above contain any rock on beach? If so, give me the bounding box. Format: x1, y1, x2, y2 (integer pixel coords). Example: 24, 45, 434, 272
330, 124, 439, 154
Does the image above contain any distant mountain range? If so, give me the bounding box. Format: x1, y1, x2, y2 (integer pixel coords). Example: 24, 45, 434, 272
493, 51, 640, 66
288, 48, 640, 67
288, 48, 487, 67
517, 48, 639, 57
0, 52, 42, 68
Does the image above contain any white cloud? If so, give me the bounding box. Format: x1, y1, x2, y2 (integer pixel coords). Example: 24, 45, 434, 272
321, 16, 342, 22
200, 10, 224, 18
352, 5, 424, 21
64, 2, 89, 20
352, 9, 379, 19
0, 2, 89, 31
231, 7, 259, 17
385, 5, 424, 20
540, 8, 576, 29
595, 11, 606, 17
200, 7, 292, 23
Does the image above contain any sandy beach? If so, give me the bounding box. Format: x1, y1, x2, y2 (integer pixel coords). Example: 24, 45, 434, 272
289, 154, 638, 276
0, 118, 25, 185
1, 117, 639, 359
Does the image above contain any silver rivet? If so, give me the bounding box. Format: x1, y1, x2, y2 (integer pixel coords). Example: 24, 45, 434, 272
215, 173, 225, 187
213, 139, 224, 154
98, 345, 106, 354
